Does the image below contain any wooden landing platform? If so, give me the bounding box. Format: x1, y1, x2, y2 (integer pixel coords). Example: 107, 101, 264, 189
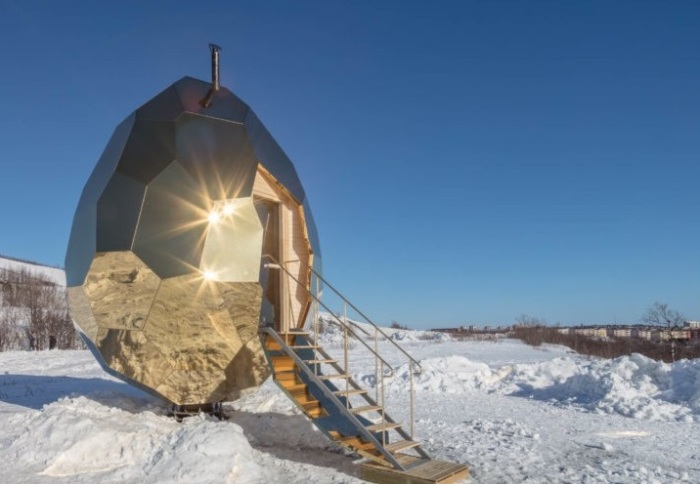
361, 456, 469, 484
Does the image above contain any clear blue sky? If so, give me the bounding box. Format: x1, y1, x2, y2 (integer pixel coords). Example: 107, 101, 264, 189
1, 1, 699, 328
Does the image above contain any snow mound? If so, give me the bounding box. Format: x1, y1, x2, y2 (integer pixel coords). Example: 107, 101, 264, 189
0, 255, 65, 285
383, 353, 700, 422
6, 396, 268, 483
313, 312, 451, 348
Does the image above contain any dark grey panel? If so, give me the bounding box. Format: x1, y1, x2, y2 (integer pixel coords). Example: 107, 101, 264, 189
132, 161, 208, 279
65, 114, 136, 287
136, 85, 184, 122
96, 173, 147, 252
244, 110, 306, 203
175, 113, 257, 200
173, 77, 248, 123
117, 120, 176, 184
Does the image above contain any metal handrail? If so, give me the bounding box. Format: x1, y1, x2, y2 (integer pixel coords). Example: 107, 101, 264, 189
262, 255, 395, 375
260, 326, 407, 470
306, 263, 423, 373
261, 253, 423, 441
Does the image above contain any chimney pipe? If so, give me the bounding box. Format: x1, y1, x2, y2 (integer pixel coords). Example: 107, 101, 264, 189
201, 43, 222, 108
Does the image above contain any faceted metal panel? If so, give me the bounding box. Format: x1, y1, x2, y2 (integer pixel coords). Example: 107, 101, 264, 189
83, 252, 160, 330
201, 198, 264, 282
96, 174, 146, 252
132, 161, 209, 279
117, 120, 176, 184
224, 336, 270, 400
136, 85, 184, 122
219, 282, 264, 345
156, 370, 228, 405
95, 328, 173, 390
65, 114, 136, 287
174, 76, 249, 123
66, 286, 99, 341
67, 74, 322, 405
244, 110, 306, 203
143, 274, 240, 372
175, 113, 258, 201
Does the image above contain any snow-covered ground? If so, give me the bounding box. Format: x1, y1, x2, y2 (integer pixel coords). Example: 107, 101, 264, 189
0, 256, 65, 285
1, 329, 699, 483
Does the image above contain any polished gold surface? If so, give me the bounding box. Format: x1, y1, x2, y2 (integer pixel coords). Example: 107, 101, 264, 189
70, 250, 269, 404
201, 197, 264, 283
66, 286, 99, 341
95, 328, 173, 390
144, 274, 238, 372
84, 252, 161, 330
220, 282, 263, 346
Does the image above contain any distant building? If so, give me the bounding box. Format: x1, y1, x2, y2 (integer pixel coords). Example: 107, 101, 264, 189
610, 327, 632, 338
573, 326, 607, 338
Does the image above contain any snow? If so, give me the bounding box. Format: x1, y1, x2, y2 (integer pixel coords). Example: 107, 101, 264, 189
0, 255, 65, 285
1, 330, 699, 482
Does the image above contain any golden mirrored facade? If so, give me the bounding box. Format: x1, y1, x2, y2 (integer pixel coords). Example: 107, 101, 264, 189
65, 75, 320, 405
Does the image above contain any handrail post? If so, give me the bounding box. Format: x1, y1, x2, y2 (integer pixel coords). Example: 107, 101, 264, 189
343, 301, 349, 409
410, 362, 415, 438
313, 274, 319, 375
381, 367, 386, 446
375, 327, 379, 405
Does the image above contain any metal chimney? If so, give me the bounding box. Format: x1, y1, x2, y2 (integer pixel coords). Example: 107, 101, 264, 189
201, 43, 222, 108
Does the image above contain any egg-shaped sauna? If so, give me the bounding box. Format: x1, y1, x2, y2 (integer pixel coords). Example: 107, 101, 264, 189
65, 46, 320, 406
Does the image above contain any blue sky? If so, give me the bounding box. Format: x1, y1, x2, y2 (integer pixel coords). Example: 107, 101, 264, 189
1, 1, 699, 328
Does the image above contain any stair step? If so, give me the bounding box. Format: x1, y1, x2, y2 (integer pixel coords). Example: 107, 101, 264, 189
334, 388, 368, 397
336, 434, 380, 453
300, 398, 321, 410
305, 359, 337, 364
318, 373, 348, 380
351, 405, 383, 414
270, 355, 295, 368
274, 371, 297, 382
281, 383, 308, 395
366, 421, 402, 432
384, 440, 421, 453
290, 344, 320, 349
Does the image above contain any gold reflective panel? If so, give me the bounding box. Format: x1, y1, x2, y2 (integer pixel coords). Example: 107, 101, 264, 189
95, 328, 173, 390
224, 335, 269, 400
156, 370, 228, 405
66, 78, 321, 407
66, 286, 99, 341
144, 274, 238, 373
200, 197, 264, 282
219, 282, 263, 345
84, 251, 161, 330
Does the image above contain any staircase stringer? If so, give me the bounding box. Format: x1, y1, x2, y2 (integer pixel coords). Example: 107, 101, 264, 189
261, 326, 408, 471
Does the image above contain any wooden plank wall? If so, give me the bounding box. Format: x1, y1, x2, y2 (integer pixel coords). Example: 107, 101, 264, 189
253, 168, 312, 331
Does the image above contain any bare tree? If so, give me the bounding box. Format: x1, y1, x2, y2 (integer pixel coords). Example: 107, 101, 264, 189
641, 302, 685, 328
515, 314, 546, 327
0, 266, 81, 351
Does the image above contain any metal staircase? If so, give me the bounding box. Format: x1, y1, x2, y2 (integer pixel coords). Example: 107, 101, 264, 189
259, 257, 469, 484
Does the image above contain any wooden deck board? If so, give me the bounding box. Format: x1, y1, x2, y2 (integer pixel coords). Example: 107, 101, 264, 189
361, 458, 469, 484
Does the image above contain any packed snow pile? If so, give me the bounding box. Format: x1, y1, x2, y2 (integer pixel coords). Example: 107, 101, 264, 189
382, 353, 700, 422
4, 396, 268, 483
312, 312, 451, 347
